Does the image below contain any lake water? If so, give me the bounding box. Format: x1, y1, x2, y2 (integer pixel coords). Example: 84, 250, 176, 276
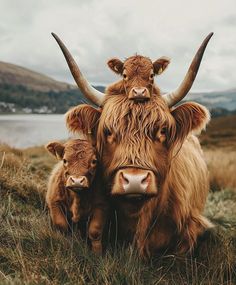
0, 114, 70, 148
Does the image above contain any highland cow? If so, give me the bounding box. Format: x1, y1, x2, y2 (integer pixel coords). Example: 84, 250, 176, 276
46, 139, 107, 254
52, 33, 214, 257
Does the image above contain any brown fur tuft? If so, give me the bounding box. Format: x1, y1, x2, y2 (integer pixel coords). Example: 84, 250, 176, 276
65, 104, 101, 139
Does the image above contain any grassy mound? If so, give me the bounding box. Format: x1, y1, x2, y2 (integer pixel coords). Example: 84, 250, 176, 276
0, 144, 235, 284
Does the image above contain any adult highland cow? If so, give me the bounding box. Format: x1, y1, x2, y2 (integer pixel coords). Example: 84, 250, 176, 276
52, 32, 213, 257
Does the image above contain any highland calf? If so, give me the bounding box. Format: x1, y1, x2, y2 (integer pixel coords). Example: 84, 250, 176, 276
46, 139, 107, 254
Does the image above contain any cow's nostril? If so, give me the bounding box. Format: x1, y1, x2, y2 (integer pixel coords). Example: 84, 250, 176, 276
141, 173, 150, 185
70, 176, 75, 184
79, 177, 85, 183
120, 172, 129, 185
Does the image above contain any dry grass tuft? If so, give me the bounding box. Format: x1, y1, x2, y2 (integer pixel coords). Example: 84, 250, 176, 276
205, 149, 236, 191
0, 144, 52, 210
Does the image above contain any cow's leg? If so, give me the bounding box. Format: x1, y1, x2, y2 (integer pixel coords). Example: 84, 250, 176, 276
70, 195, 80, 223
136, 221, 174, 258
88, 208, 107, 254
49, 202, 68, 232
177, 214, 213, 254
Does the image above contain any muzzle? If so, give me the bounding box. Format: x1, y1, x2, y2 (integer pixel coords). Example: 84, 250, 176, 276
66, 175, 90, 192
111, 166, 158, 198
128, 87, 151, 102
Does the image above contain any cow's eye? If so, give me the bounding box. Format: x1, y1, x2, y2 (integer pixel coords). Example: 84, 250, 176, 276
63, 159, 67, 164
123, 73, 128, 80
160, 127, 167, 135
104, 128, 116, 144
104, 128, 112, 136
150, 73, 154, 79
91, 159, 97, 165
157, 127, 167, 143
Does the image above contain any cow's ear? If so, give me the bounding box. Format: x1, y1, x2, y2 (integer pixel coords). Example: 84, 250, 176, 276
66, 104, 101, 138
46, 142, 65, 160
153, 57, 170, 75
171, 102, 210, 144
107, 58, 124, 75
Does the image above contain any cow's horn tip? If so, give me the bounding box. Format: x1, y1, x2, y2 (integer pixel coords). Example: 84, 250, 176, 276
51, 32, 57, 38
208, 32, 214, 38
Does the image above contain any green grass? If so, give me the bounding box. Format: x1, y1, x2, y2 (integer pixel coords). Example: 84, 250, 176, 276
0, 144, 235, 284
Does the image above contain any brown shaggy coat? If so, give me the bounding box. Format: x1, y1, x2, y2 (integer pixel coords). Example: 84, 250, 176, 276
46, 139, 108, 254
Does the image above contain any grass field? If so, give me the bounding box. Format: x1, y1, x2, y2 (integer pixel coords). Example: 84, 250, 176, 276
0, 116, 236, 284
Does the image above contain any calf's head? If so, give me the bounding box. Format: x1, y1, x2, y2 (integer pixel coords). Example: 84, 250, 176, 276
107, 55, 170, 101
46, 139, 97, 192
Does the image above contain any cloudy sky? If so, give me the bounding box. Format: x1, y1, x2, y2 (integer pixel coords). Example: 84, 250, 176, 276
0, 0, 235, 92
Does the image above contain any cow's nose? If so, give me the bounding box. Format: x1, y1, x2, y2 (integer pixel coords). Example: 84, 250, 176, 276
120, 171, 150, 194
69, 176, 88, 187
132, 87, 147, 97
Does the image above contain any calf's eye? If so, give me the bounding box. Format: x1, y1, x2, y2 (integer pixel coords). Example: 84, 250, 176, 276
63, 159, 67, 164
123, 73, 128, 80
150, 73, 154, 79
91, 159, 97, 165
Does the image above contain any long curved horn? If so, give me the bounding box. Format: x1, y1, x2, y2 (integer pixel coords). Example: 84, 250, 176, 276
52, 33, 105, 106
163, 32, 213, 107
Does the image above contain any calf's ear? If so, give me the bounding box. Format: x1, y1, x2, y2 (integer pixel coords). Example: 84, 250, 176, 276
153, 57, 170, 75
171, 102, 210, 144
46, 142, 65, 160
66, 104, 101, 139
107, 58, 124, 75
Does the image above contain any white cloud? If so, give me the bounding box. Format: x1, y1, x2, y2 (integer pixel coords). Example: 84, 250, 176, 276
0, 0, 235, 91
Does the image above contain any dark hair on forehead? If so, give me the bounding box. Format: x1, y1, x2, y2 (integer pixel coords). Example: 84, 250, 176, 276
124, 54, 152, 65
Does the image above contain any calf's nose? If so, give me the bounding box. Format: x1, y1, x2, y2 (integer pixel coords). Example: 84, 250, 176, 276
69, 176, 88, 187
132, 87, 147, 97
120, 171, 150, 193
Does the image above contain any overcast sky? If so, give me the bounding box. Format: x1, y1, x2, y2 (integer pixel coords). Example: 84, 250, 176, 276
0, 0, 236, 92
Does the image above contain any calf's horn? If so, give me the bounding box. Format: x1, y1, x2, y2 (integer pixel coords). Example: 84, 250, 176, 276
52, 33, 105, 107
162, 32, 213, 107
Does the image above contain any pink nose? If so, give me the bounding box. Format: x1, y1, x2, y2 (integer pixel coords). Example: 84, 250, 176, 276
69, 176, 87, 187
120, 171, 150, 194
132, 87, 147, 97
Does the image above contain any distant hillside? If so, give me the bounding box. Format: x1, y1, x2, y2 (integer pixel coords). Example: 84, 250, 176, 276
0, 61, 105, 113
0, 61, 73, 92
185, 89, 236, 111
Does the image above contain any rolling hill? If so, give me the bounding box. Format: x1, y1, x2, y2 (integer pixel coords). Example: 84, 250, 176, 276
0, 61, 104, 113
184, 88, 236, 112
0, 61, 73, 92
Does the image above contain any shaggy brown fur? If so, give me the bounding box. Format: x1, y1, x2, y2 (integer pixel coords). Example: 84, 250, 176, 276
46, 139, 108, 254
107, 55, 170, 99
65, 104, 101, 143
65, 55, 212, 257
